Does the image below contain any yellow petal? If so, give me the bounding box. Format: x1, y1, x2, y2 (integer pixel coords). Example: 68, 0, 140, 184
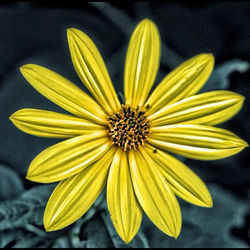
10, 108, 107, 138
148, 90, 244, 126
26, 131, 111, 183
144, 144, 212, 207
20, 64, 107, 125
129, 148, 182, 238
145, 53, 214, 116
149, 124, 248, 160
44, 146, 116, 231
124, 19, 161, 107
107, 148, 143, 243
67, 28, 121, 115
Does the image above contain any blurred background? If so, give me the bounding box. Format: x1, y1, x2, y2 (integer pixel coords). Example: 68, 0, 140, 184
0, 1, 249, 247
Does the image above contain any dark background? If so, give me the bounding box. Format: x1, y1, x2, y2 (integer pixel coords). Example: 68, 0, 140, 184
0, 1, 249, 248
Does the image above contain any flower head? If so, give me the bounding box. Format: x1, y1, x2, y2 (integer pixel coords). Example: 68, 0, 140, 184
10, 18, 248, 243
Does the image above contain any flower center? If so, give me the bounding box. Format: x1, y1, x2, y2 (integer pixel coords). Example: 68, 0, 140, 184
108, 105, 150, 151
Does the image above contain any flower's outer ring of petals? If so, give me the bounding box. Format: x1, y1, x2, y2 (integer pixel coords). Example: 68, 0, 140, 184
144, 144, 213, 207
149, 124, 248, 160
148, 90, 244, 126
67, 28, 121, 115
124, 18, 161, 108
44, 146, 116, 231
20, 64, 107, 125
107, 148, 143, 243
10, 108, 107, 138
26, 131, 112, 183
129, 148, 182, 238
145, 53, 214, 116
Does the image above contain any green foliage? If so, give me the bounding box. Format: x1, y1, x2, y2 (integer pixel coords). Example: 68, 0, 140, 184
0, 184, 55, 230
0, 182, 248, 247
0, 164, 24, 201
201, 59, 249, 92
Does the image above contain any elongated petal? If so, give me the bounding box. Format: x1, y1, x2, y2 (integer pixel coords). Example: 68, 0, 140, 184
145, 53, 214, 116
129, 148, 182, 238
124, 19, 160, 107
144, 144, 212, 207
10, 108, 107, 138
148, 90, 244, 126
149, 124, 248, 160
107, 148, 143, 243
67, 28, 121, 115
20, 64, 107, 125
27, 131, 112, 183
44, 146, 116, 231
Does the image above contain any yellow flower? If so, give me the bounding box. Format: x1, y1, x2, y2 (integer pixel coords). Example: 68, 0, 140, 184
10, 18, 248, 243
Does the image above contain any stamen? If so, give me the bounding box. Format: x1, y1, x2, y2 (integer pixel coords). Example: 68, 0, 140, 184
108, 104, 150, 151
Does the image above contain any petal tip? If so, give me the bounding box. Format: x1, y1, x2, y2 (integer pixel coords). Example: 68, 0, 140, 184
25, 172, 34, 181
44, 218, 61, 232
173, 227, 181, 239
165, 217, 182, 239
137, 18, 158, 31
20, 64, 39, 77
200, 52, 215, 65
25, 173, 32, 181
67, 28, 79, 42
207, 52, 214, 59
204, 196, 213, 208
20, 65, 27, 75
122, 236, 132, 244
20, 64, 33, 72
44, 224, 51, 232
140, 17, 154, 25
209, 53, 215, 64
231, 92, 245, 105
67, 28, 82, 39
243, 140, 249, 147
9, 109, 22, 122
117, 229, 136, 244
44, 214, 59, 232
25, 167, 52, 184
26, 167, 38, 182
236, 138, 249, 148
67, 27, 76, 35
44, 221, 55, 232
240, 94, 245, 103
173, 234, 179, 240
9, 113, 15, 122
44, 212, 56, 232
